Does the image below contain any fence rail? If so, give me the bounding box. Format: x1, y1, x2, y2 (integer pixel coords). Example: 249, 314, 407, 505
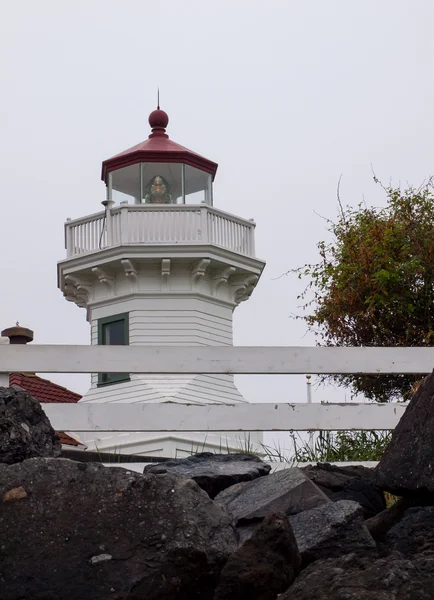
0, 344, 423, 434
42, 402, 407, 433
0, 345, 433, 374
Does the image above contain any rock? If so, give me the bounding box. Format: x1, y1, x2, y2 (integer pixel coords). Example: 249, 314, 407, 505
144, 452, 271, 498
366, 497, 413, 540
0, 386, 61, 464
302, 462, 386, 518
237, 523, 259, 545
280, 553, 434, 600
385, 507, 434, 558
215, 467, 330, 523
375, 370, 434, 498
289, 500, 377, 566
0, 458, 237, 600
213, 513, 301, 600
302, 462, 375, 490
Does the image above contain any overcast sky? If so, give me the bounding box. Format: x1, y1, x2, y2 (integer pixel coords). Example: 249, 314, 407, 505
1, 1, 433, 430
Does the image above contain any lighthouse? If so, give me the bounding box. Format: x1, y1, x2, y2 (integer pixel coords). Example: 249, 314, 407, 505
57, 106, 266, 457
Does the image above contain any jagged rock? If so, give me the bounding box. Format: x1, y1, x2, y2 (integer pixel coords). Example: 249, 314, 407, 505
289, 500, 377, 565
215, 467, 330, 523
0, 386, 61, 464
0, 458, 237, 600
144, 452, 271, 498
375, 370, 434, 498
280, 553, 434, 600
302, 462, 386, 518
385, 507, 434, 558
213, 513, 301, 600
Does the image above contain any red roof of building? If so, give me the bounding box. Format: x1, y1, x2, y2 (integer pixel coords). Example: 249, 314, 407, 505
9, 373, 84, 447
9, 373, 82, 404
57, 431, 82, 447
101, 107, 218, 183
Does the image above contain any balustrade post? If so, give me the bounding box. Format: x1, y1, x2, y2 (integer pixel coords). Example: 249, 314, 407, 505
120, 202, 129, 245
65, 218, 73, 257
104, 200, 115, 248
200, 203, 209, 244
249, 219, 256, 256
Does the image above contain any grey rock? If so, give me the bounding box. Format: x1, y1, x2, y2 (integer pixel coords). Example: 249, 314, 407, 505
385, 506, 434, 558
237, 523, 259, 545
144, 452, 271, 498
213, 513, 301, 600
289, 500, 377, 565
0, 386, 61, 464
375, 370, 434, 498
0, 457, 237, 600
215, 467, 330, 523
280, 553, 434, 600
302, 462, 386, 518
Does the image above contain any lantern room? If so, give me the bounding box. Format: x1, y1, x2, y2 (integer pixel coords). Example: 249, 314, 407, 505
101, 107, 218, 206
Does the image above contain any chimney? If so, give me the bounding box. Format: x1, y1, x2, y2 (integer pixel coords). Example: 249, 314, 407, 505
1, 323, 35, 381
1, 323, 34, 345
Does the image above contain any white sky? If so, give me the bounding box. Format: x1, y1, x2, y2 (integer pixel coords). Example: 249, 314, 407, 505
0, 1, 433, 438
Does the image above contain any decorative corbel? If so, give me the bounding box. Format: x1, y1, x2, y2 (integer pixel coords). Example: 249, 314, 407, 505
63, 275, 93, 306
212, 266, 236, 293
161, 259, 171, 291
121, 259, 138, 282
233, 274, 259, 304
191, 258, 211, 289
92, 266, 114, 291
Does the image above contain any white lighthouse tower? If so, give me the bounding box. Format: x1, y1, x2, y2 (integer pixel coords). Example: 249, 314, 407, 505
57, 106, 265, 457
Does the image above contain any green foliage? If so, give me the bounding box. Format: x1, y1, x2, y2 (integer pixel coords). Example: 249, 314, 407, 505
293, 178, 434, 401
290, 430, 391, 463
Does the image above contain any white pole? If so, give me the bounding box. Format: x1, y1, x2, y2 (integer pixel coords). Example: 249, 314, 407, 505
306, 375, 314, 450
306, 374, 312, 403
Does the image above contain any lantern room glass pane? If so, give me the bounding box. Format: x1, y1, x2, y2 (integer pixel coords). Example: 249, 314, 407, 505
111, 164, 140, 204
140, 163, 183, 204
184, 165, 213, 205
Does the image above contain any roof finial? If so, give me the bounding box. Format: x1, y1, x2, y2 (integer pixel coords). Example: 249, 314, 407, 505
157, 87, 160, 110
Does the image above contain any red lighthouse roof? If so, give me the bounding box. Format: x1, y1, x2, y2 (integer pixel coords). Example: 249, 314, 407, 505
101, 107, 218, 183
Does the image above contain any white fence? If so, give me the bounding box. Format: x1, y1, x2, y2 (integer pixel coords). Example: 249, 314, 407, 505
0, 344, 427, 434
65, 204, 256, 258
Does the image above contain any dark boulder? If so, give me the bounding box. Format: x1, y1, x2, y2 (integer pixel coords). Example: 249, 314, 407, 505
144, 452, 271, 498
215, 467, 330, 523
375, 371, 434, 498
302, 462, 386, 518
0, 458, 237, 600
289, 500, 377, 566
213, 513, 301, 600
0, 386, 61, 464
385, 506, 434, 558
280, 553, 434, 600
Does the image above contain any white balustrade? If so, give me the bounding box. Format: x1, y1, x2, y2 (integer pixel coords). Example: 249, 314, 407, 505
64, 205, 256, 257
65, 212, 107, 257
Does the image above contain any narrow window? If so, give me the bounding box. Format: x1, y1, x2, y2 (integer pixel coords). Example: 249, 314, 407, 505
97, 313, 129, 386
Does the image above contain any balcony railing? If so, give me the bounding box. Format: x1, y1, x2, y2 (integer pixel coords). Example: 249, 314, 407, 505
65, 204, 256, 258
